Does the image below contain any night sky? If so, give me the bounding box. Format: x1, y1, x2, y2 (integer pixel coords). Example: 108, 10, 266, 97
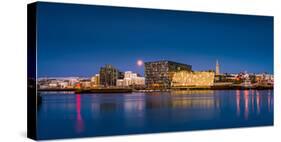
37, 2, 273, 77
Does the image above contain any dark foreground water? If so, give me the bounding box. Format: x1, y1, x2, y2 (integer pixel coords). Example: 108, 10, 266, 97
37, 90, 273, 140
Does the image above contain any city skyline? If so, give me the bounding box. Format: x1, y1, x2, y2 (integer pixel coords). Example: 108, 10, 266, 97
37, 2, 273, 77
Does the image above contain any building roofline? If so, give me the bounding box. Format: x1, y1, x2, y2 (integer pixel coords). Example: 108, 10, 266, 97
144, 60, 191, 66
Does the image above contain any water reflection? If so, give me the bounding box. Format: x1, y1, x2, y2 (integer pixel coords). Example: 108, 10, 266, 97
267, 90, 272, 112
236, 90, 240, 116
123, 94, 146, 112
170, 90, 214, 95
75, 94, 84, 133
37, 90, 273, 139
243, 90, 249, 120
172, 90, 215, 109
123, 94, 146, 127
143, 90, 217, 110
233, 90, 273, 120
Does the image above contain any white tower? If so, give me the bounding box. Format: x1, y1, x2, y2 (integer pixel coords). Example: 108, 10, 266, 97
216, 60, 220, 75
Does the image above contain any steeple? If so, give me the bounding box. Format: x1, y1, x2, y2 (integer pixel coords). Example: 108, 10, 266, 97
216, 60, 220, 75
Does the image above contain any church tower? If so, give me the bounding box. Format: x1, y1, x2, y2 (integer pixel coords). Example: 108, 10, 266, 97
216, 60, 220, 75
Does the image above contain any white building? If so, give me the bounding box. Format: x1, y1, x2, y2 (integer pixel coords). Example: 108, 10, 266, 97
117, 79, 124, 87
58, 81, 69, 88
91, 74, 100, 87
68, 78, 79, 87
117, 71, 145, 87
255, 73, 274, 84
48, 83, 58, 88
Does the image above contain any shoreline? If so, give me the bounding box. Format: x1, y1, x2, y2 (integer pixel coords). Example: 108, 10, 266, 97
37, 85, 273, 93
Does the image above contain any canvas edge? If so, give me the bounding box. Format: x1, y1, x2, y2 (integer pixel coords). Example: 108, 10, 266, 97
27, 2, 38, 140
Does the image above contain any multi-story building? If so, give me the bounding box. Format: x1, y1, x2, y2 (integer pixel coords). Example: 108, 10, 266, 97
171, 71, 215, 87
57, 80, 69, 88
91, 74, 100, 87
116, 71, 145, 87
99, 64, 123, 87
37, 77, 80, 89
255, 73, 274, 85
144, 60, 192, 88
116, 79, 124, 87
48, 80, 58, 88
80, 79, 92, 88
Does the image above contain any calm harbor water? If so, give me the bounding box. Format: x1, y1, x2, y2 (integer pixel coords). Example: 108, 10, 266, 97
37, 90, 273, 140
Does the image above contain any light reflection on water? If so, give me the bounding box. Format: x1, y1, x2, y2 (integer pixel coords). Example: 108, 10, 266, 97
75, 94, 84, 133
37, 90, 273, 140
236, 90, 240, 117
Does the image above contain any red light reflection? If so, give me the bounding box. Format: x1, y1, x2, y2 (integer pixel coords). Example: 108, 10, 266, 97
75, 94, 84, 133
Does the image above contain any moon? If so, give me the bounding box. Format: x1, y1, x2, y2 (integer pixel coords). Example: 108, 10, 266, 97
137, 60, 144, 66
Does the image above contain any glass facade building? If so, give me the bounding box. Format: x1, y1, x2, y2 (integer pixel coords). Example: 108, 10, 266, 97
144, 60, 192, 88
99, 64, 124, 87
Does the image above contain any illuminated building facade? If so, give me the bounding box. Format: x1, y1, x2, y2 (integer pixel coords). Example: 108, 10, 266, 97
145, 60, 192, 88
172, 71, 215, 87
255, 73, 274, 85
90, 74, 100, 87
99, 64, 124, 87
116, 71, 145, 87
80, 79, 92, 88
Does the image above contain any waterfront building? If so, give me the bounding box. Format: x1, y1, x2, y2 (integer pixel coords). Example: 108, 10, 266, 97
144, 60, 192, 88
132, 77, 145, 86
99, 64, 124, 87
124, 71, 137, 78
57, 81, 69, 88
39, 85, 49, 89
48, 82, 58, 88
80, 79, 92, 88
223, 73, 237, 81
171, 71, 215, 87
91, 74, 100, 87
116, 71, 145, 87
255, 73, 274, 85
216, 73, 241, 83
116, 79, 124, 87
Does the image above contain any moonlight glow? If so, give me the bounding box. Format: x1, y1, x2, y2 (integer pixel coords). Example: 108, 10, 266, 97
137, 60, 144, 66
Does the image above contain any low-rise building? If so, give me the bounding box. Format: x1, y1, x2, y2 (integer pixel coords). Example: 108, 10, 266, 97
255, 73, 274, 85
48, 82, 58, 88
171, 71, 215, 87
58, 81, 69, 88
116, 79, 124, 87
80, 79, 92, 88
116, 71, 145, 87
91, 74, 100, 87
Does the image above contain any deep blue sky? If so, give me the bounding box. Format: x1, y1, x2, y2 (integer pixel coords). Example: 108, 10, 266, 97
37, 2, 273, 77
